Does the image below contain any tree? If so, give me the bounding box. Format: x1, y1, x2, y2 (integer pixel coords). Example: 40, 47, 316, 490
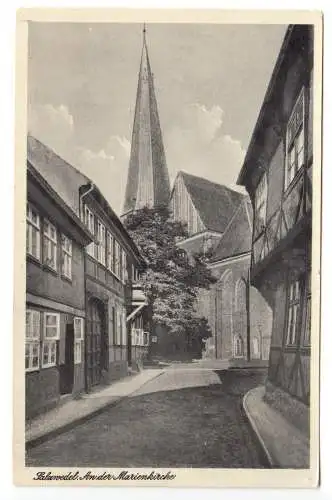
124, 206, 216, 357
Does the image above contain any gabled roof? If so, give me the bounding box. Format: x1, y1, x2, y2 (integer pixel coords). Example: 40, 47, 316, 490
27, 135, 146, 266
178, 171, 246, 234
27, 135, 89, 219
210, 197, 253, 262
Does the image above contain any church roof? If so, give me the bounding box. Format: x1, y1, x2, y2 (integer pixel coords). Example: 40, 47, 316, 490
210, 197, 253, 262
123, 27, 170, 215
179, 171, 247, 234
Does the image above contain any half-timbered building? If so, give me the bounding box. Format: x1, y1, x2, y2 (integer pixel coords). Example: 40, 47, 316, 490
26, 144, 93, 419
27, 136, 149, 406
170, 171, 272, 362
237, 25, 313, 429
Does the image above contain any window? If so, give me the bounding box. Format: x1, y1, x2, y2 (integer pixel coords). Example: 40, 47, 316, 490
61, 235, 72, 279
43, 219, 57, 270
74, 317, 84, 340
74, 341, 82, 365
255, 173, 267, 233
122, 309, 127, 345
42, 341, 57, 368
286, 279, 301, 346
44, 312, 60, 339
42, 312, 59, 368
26, 204, 41, 260
285, 89, 305, 189
303, 272, 311, 346
74, 318, 84, 364
115, 241, 121, 278
84, 205, 95, 257
234, 335, 244, 358
116, 307, 122, 345
96, 220, 106, 265
121, 249, 127, 282
25, 310, 40, 371
107, 233, 115, 273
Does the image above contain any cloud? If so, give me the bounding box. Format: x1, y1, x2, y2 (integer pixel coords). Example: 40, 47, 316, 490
76, 135, 131, 215
28, 104, 74, 156
28, 103, 131, 215
164, 103, 246, 193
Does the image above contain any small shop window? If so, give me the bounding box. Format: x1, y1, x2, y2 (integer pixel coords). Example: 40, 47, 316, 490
25, 309, 41, 372
74, 317, 84, 364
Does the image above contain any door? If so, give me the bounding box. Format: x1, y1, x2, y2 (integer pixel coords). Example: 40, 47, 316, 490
86, 299, 106, 388
60, 323, 74, 395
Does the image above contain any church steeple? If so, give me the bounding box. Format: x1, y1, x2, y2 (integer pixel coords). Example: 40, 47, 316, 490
122, 25, 171, 216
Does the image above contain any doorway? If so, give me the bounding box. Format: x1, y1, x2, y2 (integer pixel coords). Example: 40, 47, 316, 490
60, 323, 74, 395
86, 298, 107, 388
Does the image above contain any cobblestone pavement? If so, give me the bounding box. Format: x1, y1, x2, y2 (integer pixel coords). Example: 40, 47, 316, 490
26, 368, 269, 468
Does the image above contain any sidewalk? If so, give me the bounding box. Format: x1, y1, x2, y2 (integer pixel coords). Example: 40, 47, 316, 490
243, 386, 309, 468
26, 369, 164, 449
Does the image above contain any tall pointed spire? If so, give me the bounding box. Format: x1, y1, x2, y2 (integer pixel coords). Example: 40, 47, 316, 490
122, 24, 171, 216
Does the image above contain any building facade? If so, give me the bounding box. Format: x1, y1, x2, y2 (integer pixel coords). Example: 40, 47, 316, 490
26, 161, 92, 419
27, 136, 149, 417
80, 185, 149, 388
170, 171, 272, 362
237, 25, 313, 427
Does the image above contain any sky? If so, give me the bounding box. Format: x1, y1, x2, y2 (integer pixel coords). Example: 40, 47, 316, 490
28, 22, 287, 215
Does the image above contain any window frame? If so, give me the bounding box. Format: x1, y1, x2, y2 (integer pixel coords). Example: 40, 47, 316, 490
96, 219, 106, 266
74, 340, 82, 364
285, 278, 302, 346
254, 173, 268, 233
302, 271, 311, 347
25, 309, 41, 372
285, 88, 306, 191
233, 334, 244, 358
43, 312, 60, 340
41, 339, 57, 368
61, 234, 72, 280
74, 317, 84, 341
26, 203, 41, 261
43, 218, 58, 271
84, 205, 95, 258
107, 232, 115, 273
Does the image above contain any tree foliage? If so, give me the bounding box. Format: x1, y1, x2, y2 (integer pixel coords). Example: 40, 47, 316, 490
124, 206, 216, 350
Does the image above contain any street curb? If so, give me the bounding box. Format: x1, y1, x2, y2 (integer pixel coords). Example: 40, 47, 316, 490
26, 370, 165, 451
242, 387, 274, 468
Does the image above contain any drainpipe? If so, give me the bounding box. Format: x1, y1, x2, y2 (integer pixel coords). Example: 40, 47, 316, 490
79, 182, 95, 220
79, 182, 94, 393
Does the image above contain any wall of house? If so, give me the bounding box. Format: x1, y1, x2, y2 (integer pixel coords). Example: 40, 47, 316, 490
242, 27, 313, 407
25, 308, 86, 419
26, 235, 85, 311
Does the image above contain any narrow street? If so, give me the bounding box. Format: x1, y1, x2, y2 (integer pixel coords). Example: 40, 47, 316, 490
26, 367, 269, 468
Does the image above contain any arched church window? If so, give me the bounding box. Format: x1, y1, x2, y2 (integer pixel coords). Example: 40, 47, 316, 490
234, 334, 244, 358
235, 278, 247, 312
